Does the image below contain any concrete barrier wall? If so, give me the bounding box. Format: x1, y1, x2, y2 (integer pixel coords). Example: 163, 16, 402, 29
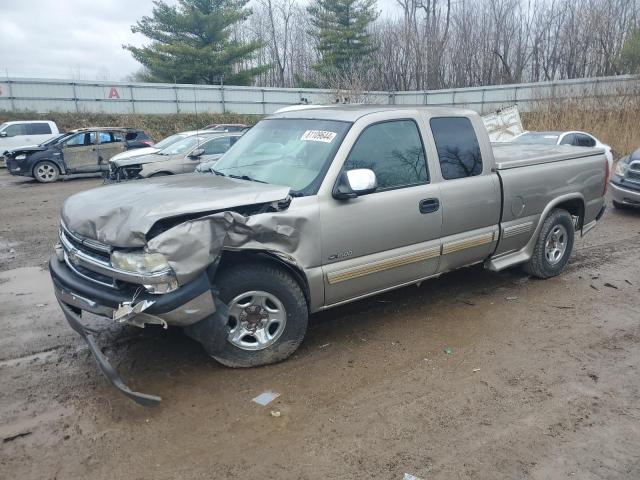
0, 75, 637, 115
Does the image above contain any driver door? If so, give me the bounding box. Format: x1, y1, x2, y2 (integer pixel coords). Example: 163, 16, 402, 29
63, 132, 99, 172
320, 118, 442, 306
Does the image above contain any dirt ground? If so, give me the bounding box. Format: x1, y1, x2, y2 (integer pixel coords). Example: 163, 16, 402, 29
1, 168, 639, 480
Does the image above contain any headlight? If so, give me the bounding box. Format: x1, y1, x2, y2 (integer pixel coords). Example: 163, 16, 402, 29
615, 161, 629, 177
111, 250, 171, 274
15, 154, 26, 160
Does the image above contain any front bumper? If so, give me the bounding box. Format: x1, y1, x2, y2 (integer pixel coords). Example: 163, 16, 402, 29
610, 181, 640, 206
5, 158, 28, 176
50, 255, 218, 406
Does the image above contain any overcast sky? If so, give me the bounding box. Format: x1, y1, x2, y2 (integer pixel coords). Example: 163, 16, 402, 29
0, 0, 399, 82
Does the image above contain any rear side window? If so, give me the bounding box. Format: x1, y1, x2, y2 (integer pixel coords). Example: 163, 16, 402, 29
559, 133, 576, 145
575, 134, 596, 147
343, 120, 428, 190
26, 123, 52, 135
430, 117, 483, 180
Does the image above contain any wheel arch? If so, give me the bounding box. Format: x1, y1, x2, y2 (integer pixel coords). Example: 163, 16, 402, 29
215, 249, 311, 311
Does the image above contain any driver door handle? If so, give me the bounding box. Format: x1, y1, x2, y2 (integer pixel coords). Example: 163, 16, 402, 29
419, 198, 440, 214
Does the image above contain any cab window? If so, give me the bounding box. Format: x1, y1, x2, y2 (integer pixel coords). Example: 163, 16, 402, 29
343, 120, 428, 190
430, 117, 483, 180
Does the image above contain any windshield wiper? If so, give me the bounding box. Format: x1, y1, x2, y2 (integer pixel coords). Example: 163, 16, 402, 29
211, 169, 226, 176
229, 174, 267, 184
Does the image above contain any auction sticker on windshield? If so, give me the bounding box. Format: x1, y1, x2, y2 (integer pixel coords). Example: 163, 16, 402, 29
301, 130, 337, 143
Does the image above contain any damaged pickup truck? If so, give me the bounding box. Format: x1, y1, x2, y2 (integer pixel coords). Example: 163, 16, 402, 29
50, 106, 608, 406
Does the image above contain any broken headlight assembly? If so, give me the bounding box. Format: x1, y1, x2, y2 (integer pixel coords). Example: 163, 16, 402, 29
110, 250, 178, 293
615, 161, 629, 177
15, 154, 27, 160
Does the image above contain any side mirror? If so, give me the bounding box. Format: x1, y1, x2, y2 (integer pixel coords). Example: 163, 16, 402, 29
0, 132, 7, 138
333, 168, 377, 199
189, 148, 204, 159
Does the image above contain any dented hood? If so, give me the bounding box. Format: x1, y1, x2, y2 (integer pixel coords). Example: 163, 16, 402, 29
62, 173, 291, 247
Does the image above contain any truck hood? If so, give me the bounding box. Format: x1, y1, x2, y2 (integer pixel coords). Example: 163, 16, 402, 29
62, 174, 291, 247
112, 152, 178, 168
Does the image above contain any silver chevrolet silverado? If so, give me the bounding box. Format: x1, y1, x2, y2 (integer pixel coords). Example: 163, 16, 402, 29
50, 106, 608, 405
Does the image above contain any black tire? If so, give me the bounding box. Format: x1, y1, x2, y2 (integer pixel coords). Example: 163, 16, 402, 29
524, 208, 575, 279
150, 172, 171, 177
211, 262, 309, 368
33, 161, 60, 183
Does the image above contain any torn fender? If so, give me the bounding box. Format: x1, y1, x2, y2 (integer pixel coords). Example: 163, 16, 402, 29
146, 207, 316, 285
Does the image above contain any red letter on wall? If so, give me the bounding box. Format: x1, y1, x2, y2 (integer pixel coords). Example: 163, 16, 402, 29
108, 87, 120, 99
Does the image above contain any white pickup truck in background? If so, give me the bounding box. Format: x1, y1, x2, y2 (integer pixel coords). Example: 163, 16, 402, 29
0, 120, 60, 166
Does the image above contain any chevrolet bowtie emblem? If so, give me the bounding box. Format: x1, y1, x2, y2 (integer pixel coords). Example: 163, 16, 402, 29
67, 249, 79, 265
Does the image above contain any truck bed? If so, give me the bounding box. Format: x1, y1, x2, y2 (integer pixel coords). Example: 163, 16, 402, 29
492, 143, 605, 170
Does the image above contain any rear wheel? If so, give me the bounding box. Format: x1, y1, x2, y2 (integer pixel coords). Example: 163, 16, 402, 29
33, 161, 60, 183
212, 263, 308, 368
524, 208, 574, 278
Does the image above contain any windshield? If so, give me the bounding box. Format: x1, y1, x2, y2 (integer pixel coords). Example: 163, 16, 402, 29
154, 133, 187, 150
512, 132, 559, 145
212, 119, 351, 194
158, 135, 208, 155
41, 133, 67, 146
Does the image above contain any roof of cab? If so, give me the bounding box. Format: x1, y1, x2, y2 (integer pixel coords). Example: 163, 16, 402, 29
268, 104, 478, 122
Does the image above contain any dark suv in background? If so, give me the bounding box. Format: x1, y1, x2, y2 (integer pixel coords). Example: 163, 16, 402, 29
5, 127, 152, 183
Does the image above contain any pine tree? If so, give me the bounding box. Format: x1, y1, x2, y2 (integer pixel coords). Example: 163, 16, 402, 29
124, 0, 268, 85
618, 27, 640, 74
307, 0, 379, 83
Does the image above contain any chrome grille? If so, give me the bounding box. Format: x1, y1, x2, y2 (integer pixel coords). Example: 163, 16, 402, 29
58, 222, 176, 290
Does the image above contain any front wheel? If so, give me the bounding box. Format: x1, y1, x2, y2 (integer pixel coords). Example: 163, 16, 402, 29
211, 263, 309, 368
524, 208, 575, 278
33, 161, 60, 183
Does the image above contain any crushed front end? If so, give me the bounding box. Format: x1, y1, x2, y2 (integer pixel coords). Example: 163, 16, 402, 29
106, 161, 143, 182
50, 221, 226, 406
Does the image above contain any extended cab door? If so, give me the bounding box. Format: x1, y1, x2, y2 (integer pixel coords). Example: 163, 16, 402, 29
320, 113, 442, 306
423, 115, 501, 273
62, 132, 99, 173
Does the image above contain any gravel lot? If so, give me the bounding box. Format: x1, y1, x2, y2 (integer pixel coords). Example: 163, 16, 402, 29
1, 169, 639, 480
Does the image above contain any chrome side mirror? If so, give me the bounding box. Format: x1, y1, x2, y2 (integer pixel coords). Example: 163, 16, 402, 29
333, 168, 377, 199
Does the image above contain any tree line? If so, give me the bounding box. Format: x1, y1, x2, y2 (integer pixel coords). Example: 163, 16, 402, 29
126, 0, 640, 91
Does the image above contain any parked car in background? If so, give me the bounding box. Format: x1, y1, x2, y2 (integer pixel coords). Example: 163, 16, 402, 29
202, 123, 248, 132
109, 130, 208, 164
108, 132, 242, 181
123, 129, 154, 150
610, 148, 640, 209
5, 128, 136, 182
1, 120, 60, 166
512, 131, 613, 169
